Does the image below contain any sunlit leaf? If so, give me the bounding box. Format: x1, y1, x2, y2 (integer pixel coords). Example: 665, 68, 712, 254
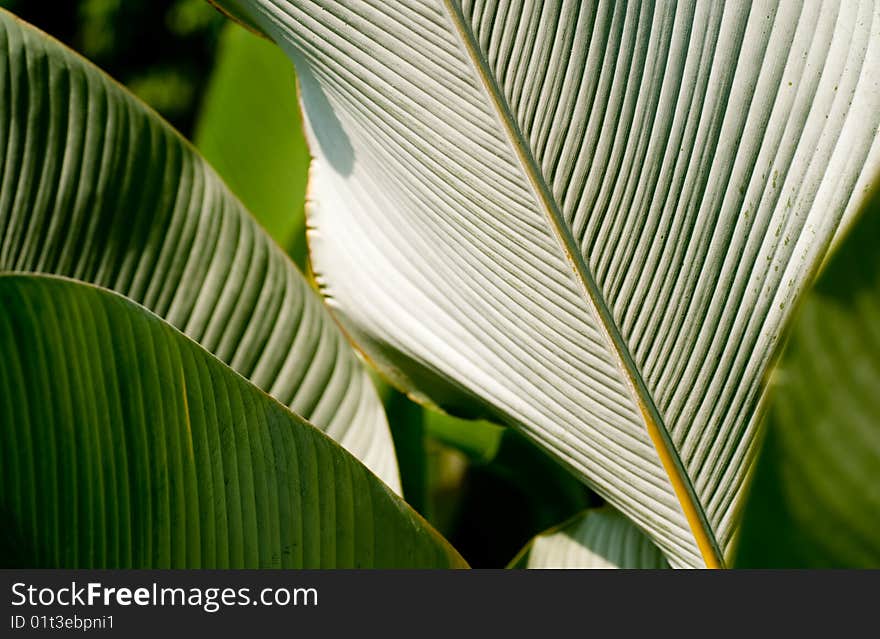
511, 508, 669, 569
216, 0, 880, 566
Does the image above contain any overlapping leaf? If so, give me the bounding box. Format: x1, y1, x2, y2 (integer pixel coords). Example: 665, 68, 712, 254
217, 0, 880, 566
0, 274, 462, 567
512, 508, 669, 569
0, 10, 398, 490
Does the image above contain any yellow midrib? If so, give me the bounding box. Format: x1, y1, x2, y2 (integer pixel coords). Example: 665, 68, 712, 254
441, 0, 723, 569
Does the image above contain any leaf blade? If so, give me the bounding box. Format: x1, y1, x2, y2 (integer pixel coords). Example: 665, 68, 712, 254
0, 274, 463, 568
512, 508, 670, 569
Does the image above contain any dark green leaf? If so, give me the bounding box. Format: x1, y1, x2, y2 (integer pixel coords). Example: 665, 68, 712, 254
0, 274, 464, 568
736, 179, 880, 568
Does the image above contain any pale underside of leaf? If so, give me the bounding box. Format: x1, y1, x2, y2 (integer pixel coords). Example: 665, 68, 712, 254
224, 0, 880, 567
516, 507, 670, 569
0, 10, 399, 491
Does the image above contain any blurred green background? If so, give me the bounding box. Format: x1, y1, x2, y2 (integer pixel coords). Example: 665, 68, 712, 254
1, 0, 593, 567
1, 0, 222, 134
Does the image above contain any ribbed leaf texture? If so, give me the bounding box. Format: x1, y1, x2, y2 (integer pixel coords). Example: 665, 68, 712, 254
514, 508, 669, 569
218, 0, 880, 567
735, 178, 880, 568
0, 10, 399, 491
0, 274, 463, 567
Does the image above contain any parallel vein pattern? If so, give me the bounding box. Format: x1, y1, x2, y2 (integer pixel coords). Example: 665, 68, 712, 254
223, 0, 880, 566
0, 275, 461, 567
517, 508, 670, 569
0, 12, 399, 490
466, 0, 880, 562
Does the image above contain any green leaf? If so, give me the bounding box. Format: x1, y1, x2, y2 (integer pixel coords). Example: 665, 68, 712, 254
194, 21, 310, 264
0, 274, 464, 568
218, 0, 880, 566
511, 508, 669, 569
0, 9, 398, 490
424, 411, 504, 466
735, 178, 880, 568
384, 386, 428, 514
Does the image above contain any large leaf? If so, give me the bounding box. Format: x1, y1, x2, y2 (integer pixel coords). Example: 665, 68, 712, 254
194, 21, 310, 264
511, 508, 669, 569
0, 274, 463, 568
217, 0, 880, 567
735, 179, 880, 568
0, 10, 398, 490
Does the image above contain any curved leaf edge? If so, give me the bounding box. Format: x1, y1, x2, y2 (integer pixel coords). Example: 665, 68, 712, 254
223, 0, 880, 569
730, 168, 880, 566
298, 49, 880, 571
0, 272, 467, 568
0, 6, 402, 490
508, 505, 670, 569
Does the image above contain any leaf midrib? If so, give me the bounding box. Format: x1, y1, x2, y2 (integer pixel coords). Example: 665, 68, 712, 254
441, 0, 722, 568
